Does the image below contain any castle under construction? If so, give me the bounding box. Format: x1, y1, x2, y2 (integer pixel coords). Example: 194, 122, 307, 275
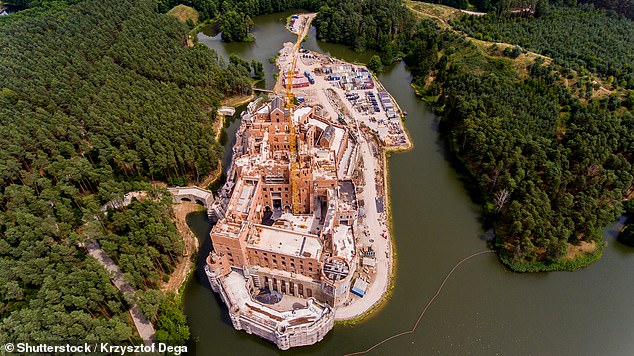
205, 96, 362, 349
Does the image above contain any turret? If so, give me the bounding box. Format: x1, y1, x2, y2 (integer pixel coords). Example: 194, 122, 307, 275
205, 252, 231, 293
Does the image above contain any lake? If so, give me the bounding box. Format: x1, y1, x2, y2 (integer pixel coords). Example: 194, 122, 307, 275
183, 10, 634, 355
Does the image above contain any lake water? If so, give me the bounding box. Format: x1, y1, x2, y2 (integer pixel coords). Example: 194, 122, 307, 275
185, 11, 634, 355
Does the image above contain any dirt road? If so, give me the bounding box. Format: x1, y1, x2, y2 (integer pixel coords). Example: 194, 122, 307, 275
84, 240, 156, 345
160, 202, 202, 294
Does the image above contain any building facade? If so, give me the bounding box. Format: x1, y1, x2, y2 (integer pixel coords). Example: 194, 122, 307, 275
206, 96, 361, 349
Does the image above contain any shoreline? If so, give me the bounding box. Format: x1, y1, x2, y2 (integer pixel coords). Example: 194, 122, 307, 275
161, 202, 205, 294
500, 242, 605, 272
215, 92, 256, 141
336, 122, 414, 323
335, 136, 405, 325
426, 90, 607, 273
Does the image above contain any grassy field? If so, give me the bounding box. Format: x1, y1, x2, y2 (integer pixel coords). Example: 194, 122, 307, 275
167, 4, 199, 24
403, 0, 462, 28
405, 1, 550, 76
402, 1, 618, 99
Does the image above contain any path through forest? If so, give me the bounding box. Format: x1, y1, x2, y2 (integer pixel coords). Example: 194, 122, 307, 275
83, 239, 156, 345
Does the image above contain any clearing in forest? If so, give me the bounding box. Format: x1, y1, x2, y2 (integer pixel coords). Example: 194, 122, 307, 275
167, 4, 199, 24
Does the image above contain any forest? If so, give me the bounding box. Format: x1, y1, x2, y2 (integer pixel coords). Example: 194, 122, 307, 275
0, 0, 250, 343
400, 20, 633, 271
98, 192, 183, 290
312, 0, 414, 62
155, 0, 412, 46
452, 5, 634, 87
154, 0, 323, 41
416, 0, 633, 19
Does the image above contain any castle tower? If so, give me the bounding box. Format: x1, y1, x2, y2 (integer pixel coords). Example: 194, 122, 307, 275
205, 252, 231, 293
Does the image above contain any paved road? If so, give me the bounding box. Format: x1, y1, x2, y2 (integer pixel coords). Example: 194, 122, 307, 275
274, 12, 394, 320
461, 9, 487, 16
334, 133, 392, 320
274, 13, 316, 94
84, 239, 156, 345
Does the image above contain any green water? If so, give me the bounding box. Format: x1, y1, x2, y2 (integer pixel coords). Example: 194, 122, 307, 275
185, 12, 634, 355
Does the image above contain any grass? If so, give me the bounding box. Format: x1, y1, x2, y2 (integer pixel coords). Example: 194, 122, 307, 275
404, 1, 550, 78
405, 1, 609, 102
221, 93, 255, 107
500, 242, 604, 272
167, 4, 199, 25
403, 0, 462, 28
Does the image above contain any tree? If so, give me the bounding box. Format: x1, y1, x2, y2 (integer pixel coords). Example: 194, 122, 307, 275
535, 0, 550, 17
618, 224, 634, 247
251, 59, 264, 79
220, 10, 252, 42
494, 189, 511, 213
366, 55, 383, 72
137, 290, 167, 321
0, 0, 252, 340
154, 294, 190, 345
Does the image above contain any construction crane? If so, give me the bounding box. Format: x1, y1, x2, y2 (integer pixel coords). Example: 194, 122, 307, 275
284, 17, 304, 109
285, 15, 305, 215
285, 18, 302, 160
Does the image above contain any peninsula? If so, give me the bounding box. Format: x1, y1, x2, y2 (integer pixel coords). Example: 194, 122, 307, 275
204, 14, 410, 349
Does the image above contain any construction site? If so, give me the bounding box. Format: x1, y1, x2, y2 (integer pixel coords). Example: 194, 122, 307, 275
205, 13, 411, 350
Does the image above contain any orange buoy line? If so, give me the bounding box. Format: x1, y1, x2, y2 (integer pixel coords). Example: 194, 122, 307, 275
343, 250, 496, 356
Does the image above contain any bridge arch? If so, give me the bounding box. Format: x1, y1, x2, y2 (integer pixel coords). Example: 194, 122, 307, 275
168, 186, 215, 216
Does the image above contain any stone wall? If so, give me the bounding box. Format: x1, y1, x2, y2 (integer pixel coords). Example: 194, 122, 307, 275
205, 265, 334, 350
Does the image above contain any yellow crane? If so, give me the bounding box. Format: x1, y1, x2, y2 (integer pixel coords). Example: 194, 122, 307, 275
286, 15, 304, 214
284, 17, 303, 109
285, 20, 301, 159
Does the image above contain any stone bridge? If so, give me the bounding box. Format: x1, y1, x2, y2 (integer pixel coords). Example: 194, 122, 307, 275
168, 186, 214, 216
218, 106, 236, 116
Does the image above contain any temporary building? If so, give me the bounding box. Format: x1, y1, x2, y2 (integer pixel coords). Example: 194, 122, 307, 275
351, 278, 368, 297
